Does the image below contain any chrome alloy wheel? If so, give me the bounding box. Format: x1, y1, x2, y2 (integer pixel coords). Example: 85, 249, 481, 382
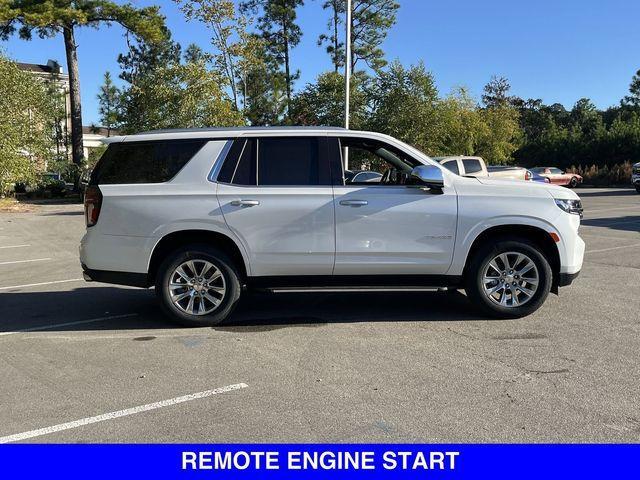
168, 260, 226, 316
482, 252, 539, 308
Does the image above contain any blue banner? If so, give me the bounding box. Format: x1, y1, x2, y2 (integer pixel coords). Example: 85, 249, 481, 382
0, 444, 637, 479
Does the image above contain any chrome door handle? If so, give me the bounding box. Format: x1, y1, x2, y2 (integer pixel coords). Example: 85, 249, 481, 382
339, 199, 368, 207
230, 199, 260, 207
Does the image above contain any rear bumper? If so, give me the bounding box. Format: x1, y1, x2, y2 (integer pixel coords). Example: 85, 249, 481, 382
82, 264, 150, 288
558, 270, 580, 287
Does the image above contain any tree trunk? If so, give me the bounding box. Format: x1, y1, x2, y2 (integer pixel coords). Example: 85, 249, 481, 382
282, 19, 291, 116
333, 2, 339, 72
63, 25, 84, 168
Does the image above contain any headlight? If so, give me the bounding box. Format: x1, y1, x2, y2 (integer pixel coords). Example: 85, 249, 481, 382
555, 198, 583, 218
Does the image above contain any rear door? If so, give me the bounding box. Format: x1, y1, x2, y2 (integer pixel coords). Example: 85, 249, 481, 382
216, 136, 335, 276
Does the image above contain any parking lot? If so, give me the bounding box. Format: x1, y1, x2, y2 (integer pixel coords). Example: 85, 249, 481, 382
0, 187, 639, 443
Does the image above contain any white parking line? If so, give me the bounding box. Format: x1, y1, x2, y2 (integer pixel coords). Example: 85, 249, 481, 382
0, 313, 138, 337
0, 383, 248, 443
0, 258, 51, 266
0, 278, 84, 291
0, 244, 30, 249
587, 243, 640, 254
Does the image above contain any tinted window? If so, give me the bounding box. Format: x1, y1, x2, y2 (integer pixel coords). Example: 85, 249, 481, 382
258, 137, 328, 186
91, 140, 205, 185
550, 168, 563, 174
217, 139, 257, 185
462, 159, 483, 174
442, 160, 459, 175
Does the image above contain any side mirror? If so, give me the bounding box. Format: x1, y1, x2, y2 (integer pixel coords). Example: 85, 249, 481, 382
411, 165, 444, 189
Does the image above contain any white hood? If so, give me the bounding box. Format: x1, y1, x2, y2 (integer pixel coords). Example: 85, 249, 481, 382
475, 177, 580, 200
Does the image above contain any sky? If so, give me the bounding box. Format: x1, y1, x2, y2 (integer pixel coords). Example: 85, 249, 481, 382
2, 0, 639, 125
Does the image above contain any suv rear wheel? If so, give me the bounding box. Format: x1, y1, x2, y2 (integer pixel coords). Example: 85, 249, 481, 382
155, 245, 241, 326
465, 238, 552, 318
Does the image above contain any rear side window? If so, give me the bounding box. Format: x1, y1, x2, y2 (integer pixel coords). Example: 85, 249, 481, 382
258, 137, 329, 186
217, 137, 330, 186
462, 159, 483, 174
91, 140, 206, 185
217, 139, 257, 185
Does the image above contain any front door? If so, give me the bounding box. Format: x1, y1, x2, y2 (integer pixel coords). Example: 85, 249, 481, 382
332, 137, 457, 275
217, 136, 335, 276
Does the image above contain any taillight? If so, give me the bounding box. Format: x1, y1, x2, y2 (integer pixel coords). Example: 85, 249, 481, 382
84, 186, 102, 227
525, 171, 532, 181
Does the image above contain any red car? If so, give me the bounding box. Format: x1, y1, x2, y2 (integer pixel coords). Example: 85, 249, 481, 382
530, 167, 583, 187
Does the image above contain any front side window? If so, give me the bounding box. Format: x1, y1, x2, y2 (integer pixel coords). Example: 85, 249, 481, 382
462, 159, 483, 174
91, 140, 206, 185
339, 137, 421, 186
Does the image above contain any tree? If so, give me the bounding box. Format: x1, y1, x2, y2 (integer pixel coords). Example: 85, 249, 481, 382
117, 32, 183, 133
0, 55, 56, 195
623, 69, 640, 109
318, 0, 345, 72
240, 0, 304, 115
289, 71, 367, 127
97, 72, 119, 136
0, 0, 166, 168
319, 0, 399, 72
118, 43, 244, 132
368, 61, 440, 153
482, 75, 514, 109
175, 0, 266, 115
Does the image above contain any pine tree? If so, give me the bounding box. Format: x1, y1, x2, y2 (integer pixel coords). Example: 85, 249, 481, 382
97, 72, 119, 136
0, 1, 165, 168
240, 0, 304, 116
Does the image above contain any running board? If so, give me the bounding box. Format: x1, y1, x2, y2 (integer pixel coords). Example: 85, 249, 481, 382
264, 286, 448, 293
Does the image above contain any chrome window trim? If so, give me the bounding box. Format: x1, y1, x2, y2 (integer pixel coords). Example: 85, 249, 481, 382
207, 140, 234, 183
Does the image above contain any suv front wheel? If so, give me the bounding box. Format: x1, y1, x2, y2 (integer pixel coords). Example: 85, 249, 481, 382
465, 238, 552, 318
156, 245, 241, 326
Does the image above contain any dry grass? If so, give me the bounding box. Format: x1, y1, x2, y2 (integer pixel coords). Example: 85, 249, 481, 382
0, 197, 34, 213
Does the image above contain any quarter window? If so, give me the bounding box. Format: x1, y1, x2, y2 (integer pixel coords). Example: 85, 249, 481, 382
91, 140, 206, 185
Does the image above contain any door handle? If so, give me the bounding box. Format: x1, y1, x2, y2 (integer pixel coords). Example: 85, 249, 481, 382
339, 199, 368, 207
230, 199, 260, 207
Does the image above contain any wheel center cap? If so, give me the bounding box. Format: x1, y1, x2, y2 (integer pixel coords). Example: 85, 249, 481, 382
505, 274, 515, 283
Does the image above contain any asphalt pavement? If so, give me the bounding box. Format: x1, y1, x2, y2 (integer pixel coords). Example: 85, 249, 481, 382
0, 187, 639, 443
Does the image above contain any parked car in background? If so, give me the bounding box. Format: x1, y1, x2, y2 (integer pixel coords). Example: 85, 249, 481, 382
344, 169, 383, 183
633, 162, 640, 193
531, 167, 582, 188
487, 165, 530, 181
434, 156, 487, 177
527, 169, 551, 183
436, 157, 531, 181
81, 127, 584, 325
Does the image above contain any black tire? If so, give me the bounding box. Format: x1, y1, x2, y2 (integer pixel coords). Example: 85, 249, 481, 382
569, 177, 579, 188
155, 244, 241, 326
464, 237, 552, 319
635, 186, 640, 194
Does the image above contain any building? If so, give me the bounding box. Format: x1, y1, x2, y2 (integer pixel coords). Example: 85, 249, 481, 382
82, 126, 119, 160
17, 59, 112, 165
17, 59, 71, 164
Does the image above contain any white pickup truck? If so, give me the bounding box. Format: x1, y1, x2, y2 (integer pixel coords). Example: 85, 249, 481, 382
434, 156, 530, 181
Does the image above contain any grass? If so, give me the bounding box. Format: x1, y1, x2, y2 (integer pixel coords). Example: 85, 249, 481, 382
0, 197, 34, 213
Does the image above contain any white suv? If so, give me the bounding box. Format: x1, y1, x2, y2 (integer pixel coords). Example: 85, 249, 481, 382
80, 127, 584, 325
